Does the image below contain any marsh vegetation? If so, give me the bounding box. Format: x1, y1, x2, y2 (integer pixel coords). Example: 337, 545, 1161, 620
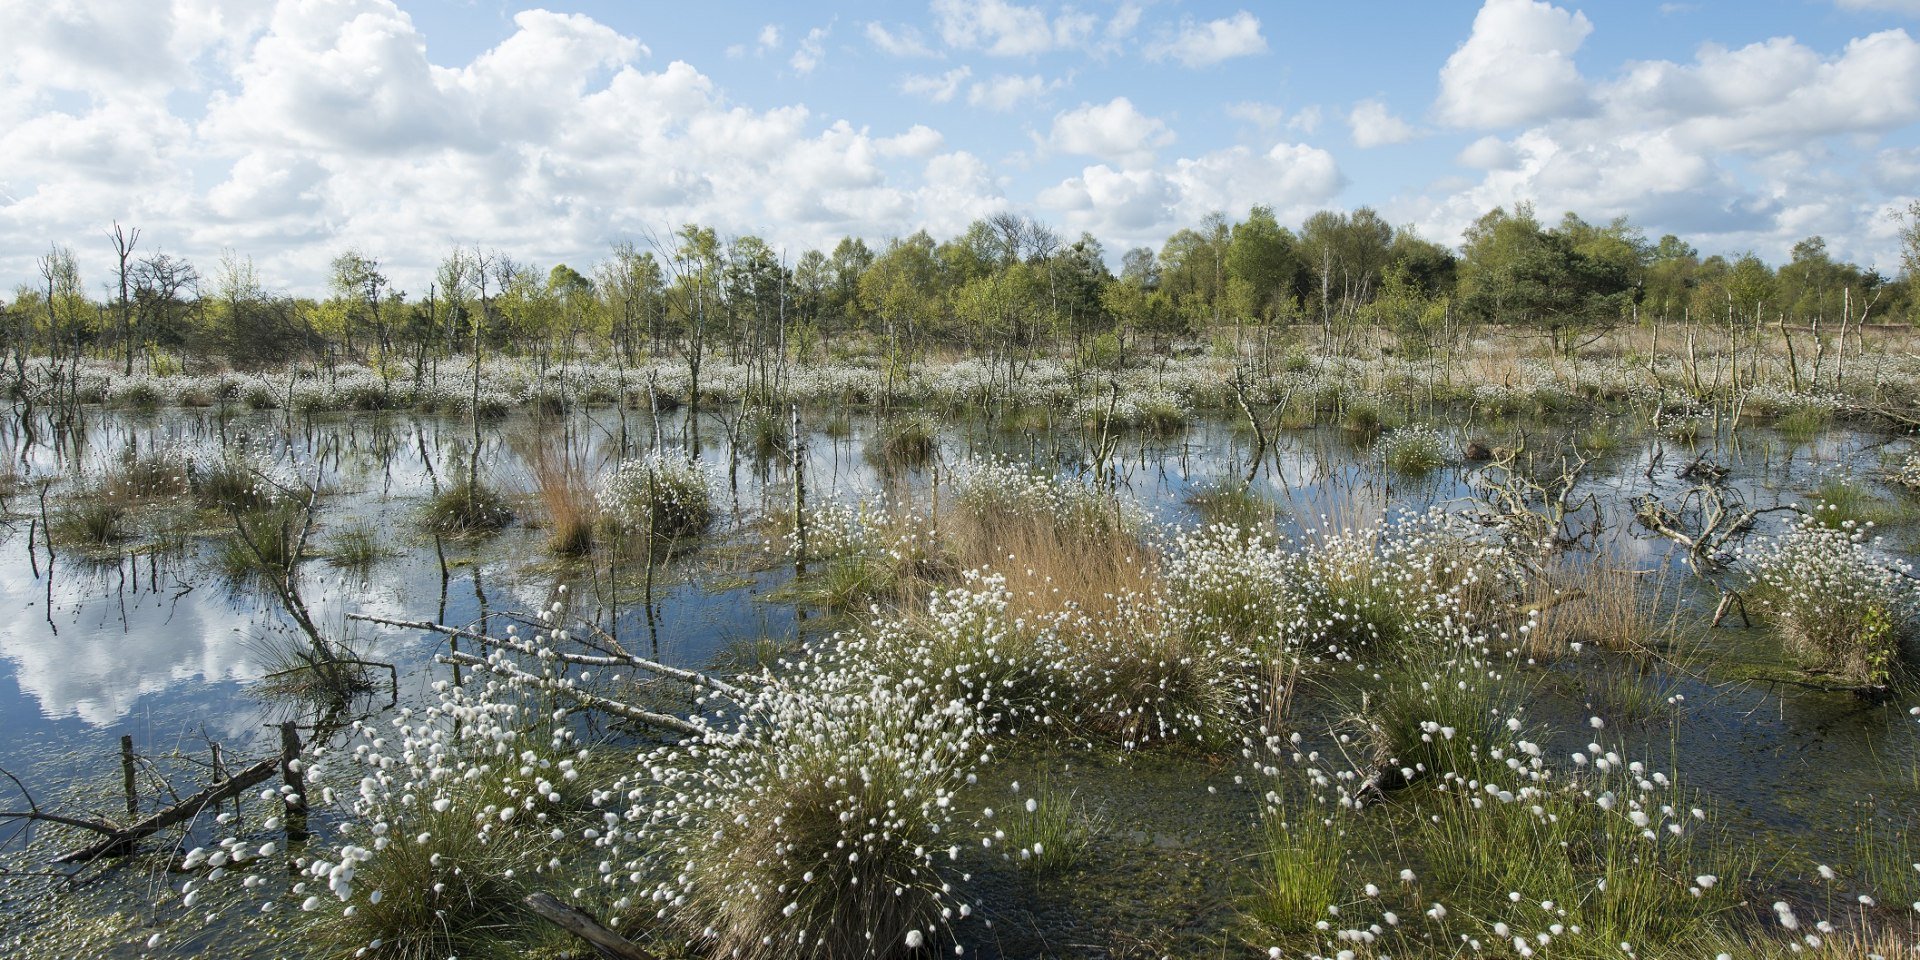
4, 208, 1920, 959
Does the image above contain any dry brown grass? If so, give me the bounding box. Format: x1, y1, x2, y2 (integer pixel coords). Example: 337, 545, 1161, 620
522, 435, 597, 557
1521, 550, 1677, 657
941, 487, 1159, 626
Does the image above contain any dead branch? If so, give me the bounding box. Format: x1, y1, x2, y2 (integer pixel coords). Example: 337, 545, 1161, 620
437, 652, 703, 736
50, 757, 279, 864
352, 613, 743, 700
525, 892, 662, 960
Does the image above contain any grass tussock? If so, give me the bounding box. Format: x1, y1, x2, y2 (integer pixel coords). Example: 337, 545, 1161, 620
946, 460, 1157, 624
190, 455, 277, 511
1186, 477, 1283, 531
869, 413, 939, 467
325, 520, 386, 569
526, 441, 598, 557
1250, 797, 1346, 936
628, 676, 974, 960
1523, 554, 1677, 657
218, 501, 307, 581
54, 491, 130, 547
996, 780, 1101, 876
1377, 426, 1449, 475
1808, 475, 1913, 530
1743, 513, 1918, 687
424, 477, 515, 536
595, 454, 713, 543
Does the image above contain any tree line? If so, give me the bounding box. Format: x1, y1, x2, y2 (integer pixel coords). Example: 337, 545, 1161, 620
8, 202, 1920, 376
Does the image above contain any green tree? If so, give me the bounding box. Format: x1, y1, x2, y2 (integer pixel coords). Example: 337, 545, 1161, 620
1224, 205, 1300, 322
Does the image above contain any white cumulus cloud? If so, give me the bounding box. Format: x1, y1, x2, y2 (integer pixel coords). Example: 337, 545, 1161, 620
1436, 0, 1593, 128
1145, 10, 1267, 67
1348, 99, 1419, 147
1047, 96, 1174, 165
931, 0, 1097, 56
968, 73, 1064, 111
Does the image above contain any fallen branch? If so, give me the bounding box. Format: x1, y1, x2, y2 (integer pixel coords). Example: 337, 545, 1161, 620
437, 652, 703, 736
50, 757, 278, 864
525, 892, 662, 960
354, 613, 743, 701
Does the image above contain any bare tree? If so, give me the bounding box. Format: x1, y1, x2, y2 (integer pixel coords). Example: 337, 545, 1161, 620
108, 222, 140, 375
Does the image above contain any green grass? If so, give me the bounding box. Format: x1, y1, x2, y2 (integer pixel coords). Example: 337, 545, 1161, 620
1378, 427, 1448, 474
54, 495, 130, 547
870, 414, 939, 466
775, 552, 907, 613
190, 457, 276, 511
424, 478, 515, 536
325, 520, 386, 569
1578, 421, 1625, 454
1249, 796, 1345, 936
217, 502, 307, 581
997, 781, 1102, 876
1185, 477, 1283, 531
1807, 475, 1913, 529
1359, 636, 1526, 785
1776, 405, 1833, 441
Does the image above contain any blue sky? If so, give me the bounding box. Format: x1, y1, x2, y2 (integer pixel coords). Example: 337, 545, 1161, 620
3, 0, 1919, 294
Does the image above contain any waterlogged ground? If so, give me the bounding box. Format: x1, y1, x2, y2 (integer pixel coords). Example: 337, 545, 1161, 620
1, 403, 1918, 958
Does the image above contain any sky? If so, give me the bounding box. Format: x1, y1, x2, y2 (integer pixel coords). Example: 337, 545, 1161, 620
3, 0, 1920, 296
